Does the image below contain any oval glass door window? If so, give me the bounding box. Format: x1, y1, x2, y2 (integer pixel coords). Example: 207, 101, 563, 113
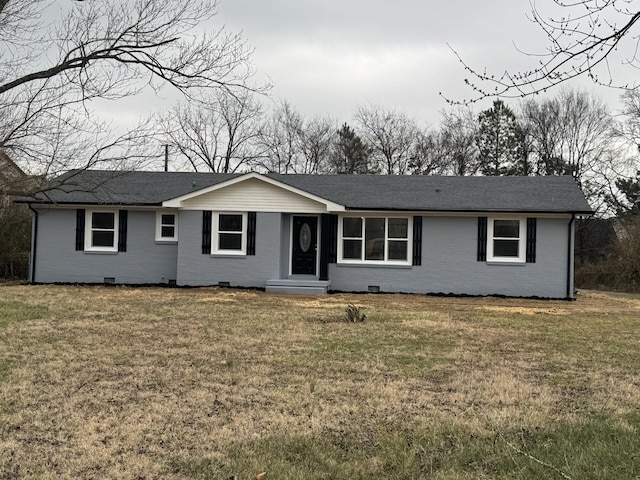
300, 223, 312, 252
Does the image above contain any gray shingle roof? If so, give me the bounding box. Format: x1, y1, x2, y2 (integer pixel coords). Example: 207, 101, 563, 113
22, 169, 593, 214
24, 170, 238, 205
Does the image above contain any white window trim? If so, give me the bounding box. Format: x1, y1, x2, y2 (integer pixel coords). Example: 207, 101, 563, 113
487, 217, 526, 263
85, 209, 119, 252
212, 212, 247, 255
337, 215, 412, 265
155, 211, 178, 242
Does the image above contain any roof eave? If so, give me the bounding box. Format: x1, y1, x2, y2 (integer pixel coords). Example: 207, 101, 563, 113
343, 206, 593, 215
16, 200, 164, 207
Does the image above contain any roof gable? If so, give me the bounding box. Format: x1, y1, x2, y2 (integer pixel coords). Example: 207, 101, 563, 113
164, 173, 345, 212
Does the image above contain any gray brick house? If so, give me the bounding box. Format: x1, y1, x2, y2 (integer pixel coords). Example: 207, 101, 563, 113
19, 170, 592, 298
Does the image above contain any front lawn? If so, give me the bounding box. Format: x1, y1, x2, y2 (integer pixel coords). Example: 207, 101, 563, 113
0, 286, 638, 479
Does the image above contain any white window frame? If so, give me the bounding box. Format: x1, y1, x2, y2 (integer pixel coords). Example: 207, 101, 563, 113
487, 217, 526, 263
212, 212, 247, 255
155, 211, 178, 242
85, 209, 119, 252
337, 215, 412, 265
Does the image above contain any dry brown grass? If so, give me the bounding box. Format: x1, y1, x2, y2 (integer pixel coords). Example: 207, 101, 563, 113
0, 286, 639, 479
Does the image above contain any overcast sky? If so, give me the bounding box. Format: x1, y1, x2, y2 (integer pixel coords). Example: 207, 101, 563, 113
213, 0, 631, 126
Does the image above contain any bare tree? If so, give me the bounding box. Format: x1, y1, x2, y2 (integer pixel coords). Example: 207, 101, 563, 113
298, 115, 337, 174
520, 89, 620, 211
354, 105, 418, 175
520, 97, 566, 175
0, 0, 259, 194
254, 100, 304, 174
603, 89, 640, 215
447, 1, 640, 102
439, 107, 481, 176
614, 89, 640, 148
157, 89, 263, 172
555, 90, 615, 188
408, 129, 449, 176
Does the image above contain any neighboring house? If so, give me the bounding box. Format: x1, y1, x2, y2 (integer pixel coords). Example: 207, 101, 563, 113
0, 150, 28, 205
18, 170, 592, 298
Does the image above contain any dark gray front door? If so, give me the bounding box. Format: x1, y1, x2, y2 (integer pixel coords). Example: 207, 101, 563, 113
292, 216, 318, 275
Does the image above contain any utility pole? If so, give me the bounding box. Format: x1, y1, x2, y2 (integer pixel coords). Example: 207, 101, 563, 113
163, 144, 169, 172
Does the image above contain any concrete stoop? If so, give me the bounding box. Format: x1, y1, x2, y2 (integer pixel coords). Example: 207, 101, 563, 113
265, 279, 331, 295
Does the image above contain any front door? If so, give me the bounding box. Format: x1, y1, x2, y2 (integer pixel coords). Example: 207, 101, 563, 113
291, 216, 318, 275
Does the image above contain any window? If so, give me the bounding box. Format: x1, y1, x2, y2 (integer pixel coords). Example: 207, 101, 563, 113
338, 216, 411, 264
155, 211, 178, 241
487, 218, 526, 262
212, 212, 247, 254
85, 210, 118, 252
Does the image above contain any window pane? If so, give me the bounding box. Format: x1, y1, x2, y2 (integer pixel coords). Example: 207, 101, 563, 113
343, 217, 362, 238
343, 239, 362, 259
161, 226, 175, 238
161, 214, 175, 226
92, 231, 114, 247
364, 218, 385, 260
494, 220, 519, 238
388, 218, 408, 238
219, 233, 242, 250
494, 239, 519, 257
388, 240, 408, 260
92, 212, 114, 229
219, 214, 243, 232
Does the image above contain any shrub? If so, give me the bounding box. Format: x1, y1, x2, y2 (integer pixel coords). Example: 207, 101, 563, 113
345, 304, 366, 322
0, 204, 31, 280
575, 215, 640, 293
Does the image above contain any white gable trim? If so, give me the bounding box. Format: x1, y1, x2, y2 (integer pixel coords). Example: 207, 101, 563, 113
162, 172, 345, 212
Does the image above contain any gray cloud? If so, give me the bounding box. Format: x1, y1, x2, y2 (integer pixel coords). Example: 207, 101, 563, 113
217, 0, 552, 123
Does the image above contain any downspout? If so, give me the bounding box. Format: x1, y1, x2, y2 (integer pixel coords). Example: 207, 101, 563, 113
27, 204, 38, 283
566, 214, 576, 299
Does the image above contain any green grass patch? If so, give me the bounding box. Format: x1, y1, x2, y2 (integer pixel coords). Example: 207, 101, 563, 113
0, 300, 48, 327
179, 414, 639, 480
487, 413, 640, 479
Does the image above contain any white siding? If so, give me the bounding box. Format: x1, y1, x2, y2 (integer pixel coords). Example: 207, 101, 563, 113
180, 178, 328, 213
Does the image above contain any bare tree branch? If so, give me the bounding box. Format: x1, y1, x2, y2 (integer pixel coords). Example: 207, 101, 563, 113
445, 1, 640, 103
0, 0, 264, 195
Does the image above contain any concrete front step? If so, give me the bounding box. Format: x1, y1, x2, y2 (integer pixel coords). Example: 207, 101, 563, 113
265, 279, 331, 295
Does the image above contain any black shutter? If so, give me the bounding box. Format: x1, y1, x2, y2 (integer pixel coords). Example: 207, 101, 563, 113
117, 210, 128, 252
319, 214, 331, 280
75, 209, 85, 251
202, 211, 212, 254
412, 216, 422, 266
526, 218, 537, 263
328, 214, 338, 263
247, 212, 257, 256
477, 217, 487, 261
